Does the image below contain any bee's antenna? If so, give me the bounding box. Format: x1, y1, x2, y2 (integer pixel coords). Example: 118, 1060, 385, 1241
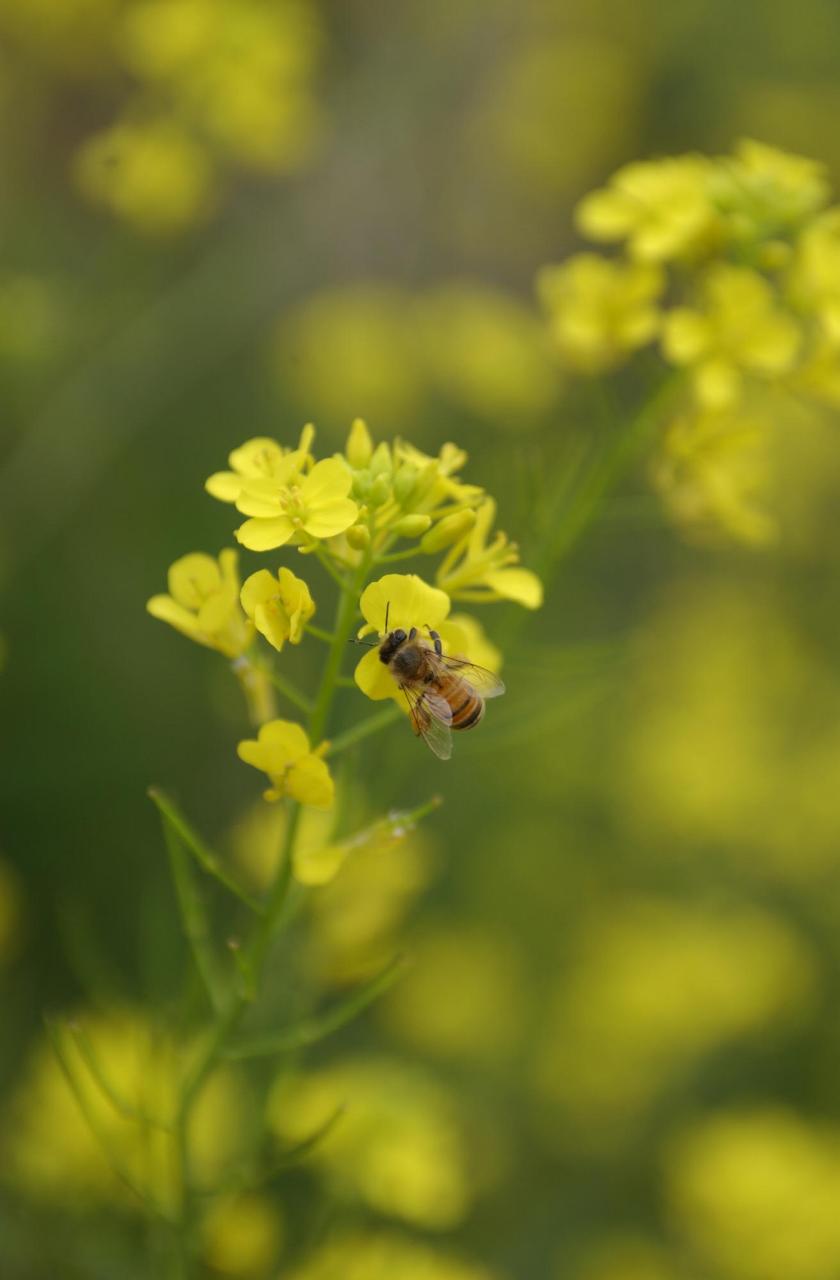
348, 636, 378, 648
384, 600, 391, 632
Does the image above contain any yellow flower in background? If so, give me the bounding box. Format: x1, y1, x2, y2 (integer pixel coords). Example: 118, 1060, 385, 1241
711, 138, 830, 241
147, 549, 252, 657
0, 858, 23, 965
435, 498, 543, 608
200, 1192, 284, 1278
268, 1057, 473, 1229
666, 1109, 840, 1280
662, 265, 800, 408
206, 425, 315, 504
533, 899, 816, 1134
414, 282, 560, 422
286, 1229, 498, 1280
576, 155, 719, 262
788, 207, 840, 341
5, 1010, 244, 1213
576, 1235, 682, 1280
74, 118, 216, 236
537, 253, 663, 373
237, 719, 333, 808
240, 566, 314, 651
652, 409, 777, 546
235, 456, 357, 551
353, 574, 450, 705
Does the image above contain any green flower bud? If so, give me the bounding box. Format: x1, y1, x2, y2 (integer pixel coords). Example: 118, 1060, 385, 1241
393, 465, 419, 506
345, 418, 373, 468
419, 508, 477, 553
392, 513, 433, 539
369, 442, 392, 476
346, 523, 371, 549
352, 469, 372, 500
368, 474, 392, 507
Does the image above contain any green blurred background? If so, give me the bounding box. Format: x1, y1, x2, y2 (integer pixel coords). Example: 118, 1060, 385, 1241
3, 1, 840, 1277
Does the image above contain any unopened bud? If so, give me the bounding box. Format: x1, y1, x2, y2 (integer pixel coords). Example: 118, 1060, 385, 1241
352, 469, 372, 500
346, 523, 370, 550
369, 442, 392, 476
368, 474, 392, 507
345, 418, 373, 468
419, 508, 477, 553
392, 513, 432, 539
393, 465, 419, 506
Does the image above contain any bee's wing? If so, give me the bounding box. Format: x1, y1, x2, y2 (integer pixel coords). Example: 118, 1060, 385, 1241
401, 684, 453, 761
433, 653, 506, 699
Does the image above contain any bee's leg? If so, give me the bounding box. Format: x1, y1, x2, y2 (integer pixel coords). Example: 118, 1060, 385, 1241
408, 627, 417, 641
428, 628, 443, 656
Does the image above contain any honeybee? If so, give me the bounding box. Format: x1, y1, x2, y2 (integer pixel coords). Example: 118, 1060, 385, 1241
376, 610, 505, 760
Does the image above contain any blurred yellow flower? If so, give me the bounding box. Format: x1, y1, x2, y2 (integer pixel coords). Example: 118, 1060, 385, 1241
268, 1057, 472, 1228
74, 118, 216, 235
538, 253, 663, 373
415, 282, 560, 422
652, 409, 777, 546
661, 265, 800, 408
534, 898, 816, 1131
200, 1192, 284, 1277
712, 138, 830, 241
667, 1109, 840, 1280
206, 426, 315, 505
286, 1229, 498, 1280
788, 206, 840, 341
237, 719, 333, 807
235, 457, 358, 551
576, 155, 719, 262
0, 858, 23, 964
240, 566, 314, 651
147, 549, 252, 657
5, 1010, 244, 1213
435, 498, 543, 608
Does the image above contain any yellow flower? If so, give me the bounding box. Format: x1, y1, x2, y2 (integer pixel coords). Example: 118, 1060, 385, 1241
73, 118, 216, 236
200, 1192, 284, 1277
268, 1057, 473, 1229
353, 574, 450, 705
538, 253, 663, 373
662, 265, 800, 408
286, 1229, 497, 1280
652, 410, 776, 546
435, 498, 543, 607
147, 549, 252, 657
206, 424, 315, 504
240, 567, 314, 651
576, 155, 719, 262
237, 719, 333, 807
234, 456, 358, 552
711, 138, 830, 241
788, 207, 840, 341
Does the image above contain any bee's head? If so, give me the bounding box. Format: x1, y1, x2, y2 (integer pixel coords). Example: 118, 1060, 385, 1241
378, 627, 407, 664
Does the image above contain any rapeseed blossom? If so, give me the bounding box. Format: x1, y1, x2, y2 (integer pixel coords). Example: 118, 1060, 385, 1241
240, 566, 315, 650
435, 498, 543, 607
146, 549, 251, 657
539, 138, 840, 545
237, 720, 333, 808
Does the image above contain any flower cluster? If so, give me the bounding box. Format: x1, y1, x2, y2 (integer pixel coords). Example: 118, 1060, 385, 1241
537, 138, 840, 545
148, 420, 541, 849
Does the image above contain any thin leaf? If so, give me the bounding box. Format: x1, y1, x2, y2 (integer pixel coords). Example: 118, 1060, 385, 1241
68, 1022, 173, 1131
148, 788, 265, 914
158, 807, 227, 1014
223, 955, 407, 1060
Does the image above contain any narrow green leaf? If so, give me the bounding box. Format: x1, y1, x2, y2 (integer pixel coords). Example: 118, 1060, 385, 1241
148, 788, 265, 914
158, 807, 227, 1014
68, 1022, 172, 1131
223, 955, 407, 1060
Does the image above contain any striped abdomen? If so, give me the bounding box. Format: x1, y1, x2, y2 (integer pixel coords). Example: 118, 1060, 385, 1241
438, 673, 485, 731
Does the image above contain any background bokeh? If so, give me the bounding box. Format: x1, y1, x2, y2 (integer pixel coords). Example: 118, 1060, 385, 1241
2, 1, 840, 1277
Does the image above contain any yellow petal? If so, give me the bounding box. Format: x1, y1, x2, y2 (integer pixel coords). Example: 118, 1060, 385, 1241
662, 310, 710, 364
235, 516, 295, 551
147, 594, 202, 638
293, 841, 348, 885
288, 755, 334, 809
354, 647, 401, 704
302, 456, 352, 503
359, 573, 450, 634
483, 567, 544, 608
303, 498, 359, 538
205, 472, 243, 502
254, 601, 290, 651
168, 553, 221, 608
258, 719, 310, 762
240, 569, 278, 618
695, 359, 741, 410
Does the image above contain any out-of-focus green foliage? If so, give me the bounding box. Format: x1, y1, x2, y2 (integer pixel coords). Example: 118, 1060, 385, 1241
3, 1, 840, 1277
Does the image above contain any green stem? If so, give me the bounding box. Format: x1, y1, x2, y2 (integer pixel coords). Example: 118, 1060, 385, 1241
325, 705, 400, 757
308, 559, 369, 744
304, 623, 336, 644
249, 663, 312, 715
